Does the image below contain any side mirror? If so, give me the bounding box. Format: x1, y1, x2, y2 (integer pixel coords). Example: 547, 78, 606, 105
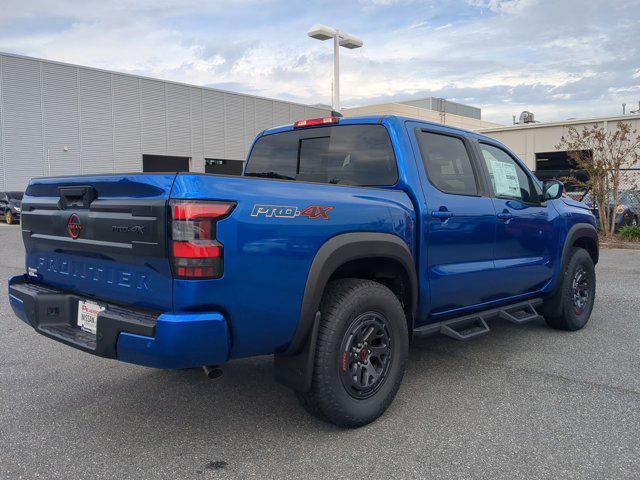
543, 180, 564, 201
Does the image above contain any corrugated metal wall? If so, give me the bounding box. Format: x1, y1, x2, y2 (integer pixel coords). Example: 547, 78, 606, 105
112, 74, 141, 172
1, 56, 44, 189
0, 52, 331, 190
79, 68, 114, 174
42, 62, 80, 176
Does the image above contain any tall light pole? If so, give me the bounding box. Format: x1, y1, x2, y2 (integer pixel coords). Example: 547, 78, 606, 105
308, 24, 363, 112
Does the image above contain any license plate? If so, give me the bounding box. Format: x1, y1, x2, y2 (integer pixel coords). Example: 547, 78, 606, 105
77, 300, 105, 335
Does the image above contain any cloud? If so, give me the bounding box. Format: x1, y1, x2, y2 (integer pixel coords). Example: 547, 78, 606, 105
467, 0, 537, 15
358, 0, 419, 5
0, 0, 638, 124
406, 21, 429, 30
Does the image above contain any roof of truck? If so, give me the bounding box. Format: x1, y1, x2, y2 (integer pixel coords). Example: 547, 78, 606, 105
260, 115, 497, 143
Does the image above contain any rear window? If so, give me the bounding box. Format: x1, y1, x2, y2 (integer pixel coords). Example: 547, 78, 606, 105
245, 124, 398, 186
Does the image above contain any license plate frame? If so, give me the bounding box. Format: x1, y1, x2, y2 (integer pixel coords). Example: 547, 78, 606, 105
76, 300, 105, 335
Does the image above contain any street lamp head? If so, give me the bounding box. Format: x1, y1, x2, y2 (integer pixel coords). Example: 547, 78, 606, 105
339, 34, 363, 49
307, 24, 363, 111
308, 24, 337, 41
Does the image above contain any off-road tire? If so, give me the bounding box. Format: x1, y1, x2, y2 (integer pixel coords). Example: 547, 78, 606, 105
296, 278, 409, 428
543, 248, 595, 331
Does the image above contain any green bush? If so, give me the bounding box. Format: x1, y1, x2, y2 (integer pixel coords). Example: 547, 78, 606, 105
619, 225, 640, 242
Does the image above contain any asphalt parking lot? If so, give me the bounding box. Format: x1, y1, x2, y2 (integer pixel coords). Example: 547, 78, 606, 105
0, 223, 638, 480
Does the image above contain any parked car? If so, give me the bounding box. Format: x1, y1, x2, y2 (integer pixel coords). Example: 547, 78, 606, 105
8, 115, 598, 427
582, 190, 639, 229
0, 191, 23, 224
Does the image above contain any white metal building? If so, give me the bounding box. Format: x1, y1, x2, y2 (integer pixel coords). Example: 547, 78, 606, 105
479, 113, 640, 186
342, 100, 502, 131
0, 52, 330, 190
347, 96, 640, 189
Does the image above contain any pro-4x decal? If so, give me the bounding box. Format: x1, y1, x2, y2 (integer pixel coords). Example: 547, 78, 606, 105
299, 205, 333, 219
251, 204, 333, 220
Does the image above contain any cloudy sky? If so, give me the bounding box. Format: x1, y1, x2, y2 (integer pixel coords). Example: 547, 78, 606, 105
1, 0, 639, 124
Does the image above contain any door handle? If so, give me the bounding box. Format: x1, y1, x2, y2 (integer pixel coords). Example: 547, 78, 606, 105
497, 211, 513, 221
431, 209, 454, 220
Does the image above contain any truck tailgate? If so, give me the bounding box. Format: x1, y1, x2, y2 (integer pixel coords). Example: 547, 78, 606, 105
20, 174, 176, 311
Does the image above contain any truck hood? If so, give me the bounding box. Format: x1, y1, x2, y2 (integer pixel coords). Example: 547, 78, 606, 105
561, 197, 591, 211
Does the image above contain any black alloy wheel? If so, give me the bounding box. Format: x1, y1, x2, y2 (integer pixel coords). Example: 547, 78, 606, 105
339, 312, 392, 399
571, 266, 590, 315
296, 278, 409, 428
543, 248, 595, 331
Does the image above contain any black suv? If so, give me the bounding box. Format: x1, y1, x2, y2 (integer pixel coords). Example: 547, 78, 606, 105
0, 191, 23, 225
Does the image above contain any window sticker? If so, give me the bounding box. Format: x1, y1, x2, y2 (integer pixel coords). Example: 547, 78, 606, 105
489, 159, 520, 198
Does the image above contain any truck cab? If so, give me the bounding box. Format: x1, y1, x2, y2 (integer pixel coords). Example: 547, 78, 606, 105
9, 115, 598, 428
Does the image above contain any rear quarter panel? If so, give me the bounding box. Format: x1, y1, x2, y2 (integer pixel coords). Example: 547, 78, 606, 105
170, 174, 416, 358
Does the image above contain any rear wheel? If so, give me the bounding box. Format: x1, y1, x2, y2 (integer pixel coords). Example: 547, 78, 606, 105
543, 248, 595, 331
5, 211, 14, 225
296, 278, 408, 428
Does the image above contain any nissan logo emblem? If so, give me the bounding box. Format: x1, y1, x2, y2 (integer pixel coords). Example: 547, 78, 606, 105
67, 214, 83, 239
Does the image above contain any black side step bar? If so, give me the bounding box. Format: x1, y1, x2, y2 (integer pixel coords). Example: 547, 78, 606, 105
440, 316, 490, 341
498, 301, 543, 324
413, 298, 543, 341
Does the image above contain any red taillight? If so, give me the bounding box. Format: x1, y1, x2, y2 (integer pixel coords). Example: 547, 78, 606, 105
172, 242, 221, 258
172, 202, 233, 220
170, 200, 235, 280
293, 116, 339, 128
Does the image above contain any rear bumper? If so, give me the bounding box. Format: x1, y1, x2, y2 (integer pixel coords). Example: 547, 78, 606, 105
8, 275, 229, 369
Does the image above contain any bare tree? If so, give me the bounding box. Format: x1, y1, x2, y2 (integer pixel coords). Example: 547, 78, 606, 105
557, 121, 640, 236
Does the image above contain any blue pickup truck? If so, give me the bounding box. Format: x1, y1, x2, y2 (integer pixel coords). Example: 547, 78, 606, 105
8, 115, 598, 427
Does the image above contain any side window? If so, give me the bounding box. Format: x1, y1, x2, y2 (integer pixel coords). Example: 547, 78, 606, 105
479, 143, 539, 203
416, 131, 478, 195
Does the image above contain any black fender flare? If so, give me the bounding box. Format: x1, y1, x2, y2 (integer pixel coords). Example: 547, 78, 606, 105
274, 232, 418, 392
561, 223, 599, 269
542, 222, 598, 317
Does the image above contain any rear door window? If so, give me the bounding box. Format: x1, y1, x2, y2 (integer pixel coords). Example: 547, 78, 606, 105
416, 130, 479, 196
245, 124, 398, 186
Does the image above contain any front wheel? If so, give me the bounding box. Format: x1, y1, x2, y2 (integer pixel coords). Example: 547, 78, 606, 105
543, 248, 596, 331
5, 211, 14, 225
296, 278, 409, 428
